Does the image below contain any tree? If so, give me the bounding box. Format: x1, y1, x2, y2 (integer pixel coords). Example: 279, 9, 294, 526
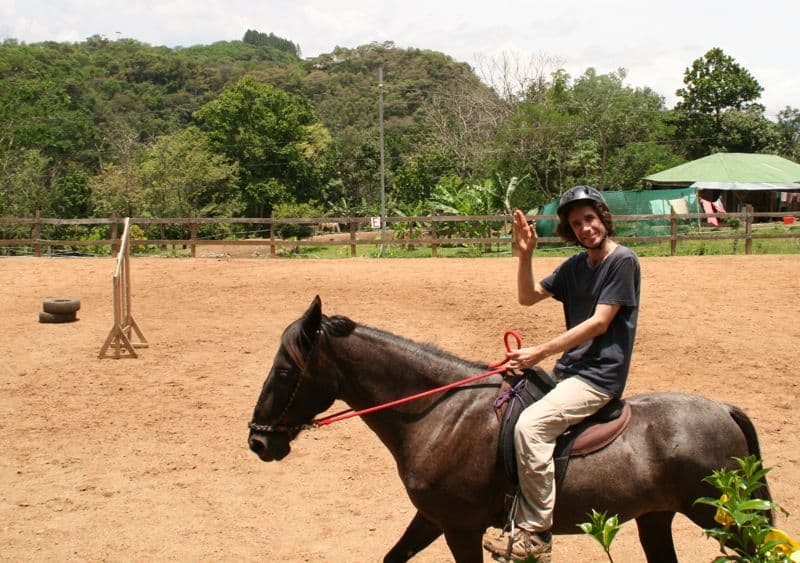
139, 126, 239, 218
420, 76, 507, 178
194, 76, 331, 216
0, 34, 721, 219
473, 50, 564, 107
0, 149, 52, 216
491, 101, 578, 203
489, 66, 680, 200
717, 106, 781, 154
302, 43, 492, 209
52, 169, 92, 218
605, 142, 685, 189
89, 127, 146, 217
673, 48, 769, 157
90, 163, 144, 218
242, 29, 300, 57
676, 48, 763, 118
775, 106, 800, 160
570, 68, 672, 187
393, 148, 459, 204
322, 134, 381, 210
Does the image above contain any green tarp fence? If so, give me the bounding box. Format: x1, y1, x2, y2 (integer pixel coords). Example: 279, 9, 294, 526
535, 187, 700, 237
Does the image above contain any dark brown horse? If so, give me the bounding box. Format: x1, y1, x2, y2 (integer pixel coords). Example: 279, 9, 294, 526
248, 296, 771, 562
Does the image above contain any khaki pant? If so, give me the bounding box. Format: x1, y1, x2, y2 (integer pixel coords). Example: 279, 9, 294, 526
513, 376, 611, 532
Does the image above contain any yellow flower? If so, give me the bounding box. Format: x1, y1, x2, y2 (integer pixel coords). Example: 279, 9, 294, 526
764, 528, 800, 558
714, 495, 734, 526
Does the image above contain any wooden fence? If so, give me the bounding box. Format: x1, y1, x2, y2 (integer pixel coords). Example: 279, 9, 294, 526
1, 208, 799, 257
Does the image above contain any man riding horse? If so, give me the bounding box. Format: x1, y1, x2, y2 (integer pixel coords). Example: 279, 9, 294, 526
249, 184, 768, 562
483, 186, 641, 562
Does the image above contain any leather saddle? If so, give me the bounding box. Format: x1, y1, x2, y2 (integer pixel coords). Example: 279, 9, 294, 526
494, 368, 631, 488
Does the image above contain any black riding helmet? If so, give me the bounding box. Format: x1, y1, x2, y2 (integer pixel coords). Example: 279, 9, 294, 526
555, 185, 615, 244
556, 185, 608, 218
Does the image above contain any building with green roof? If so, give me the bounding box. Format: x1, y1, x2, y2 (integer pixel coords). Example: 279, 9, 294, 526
644, 153, 800, 214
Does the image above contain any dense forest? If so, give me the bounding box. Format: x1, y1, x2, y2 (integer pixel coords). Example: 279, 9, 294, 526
1, 29, 798, 222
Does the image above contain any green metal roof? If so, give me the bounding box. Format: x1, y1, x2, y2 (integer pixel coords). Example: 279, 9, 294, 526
644, 153, 800, 187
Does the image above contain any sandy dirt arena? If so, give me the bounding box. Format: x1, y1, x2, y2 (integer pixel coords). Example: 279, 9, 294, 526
1, 254, 799, 562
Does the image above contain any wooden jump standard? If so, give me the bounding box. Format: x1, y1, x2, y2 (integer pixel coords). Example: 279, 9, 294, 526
98, 218, 148, 359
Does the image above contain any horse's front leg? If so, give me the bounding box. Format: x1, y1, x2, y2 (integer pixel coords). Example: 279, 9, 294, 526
443, 527, 484, 563
384, 511, 442, 563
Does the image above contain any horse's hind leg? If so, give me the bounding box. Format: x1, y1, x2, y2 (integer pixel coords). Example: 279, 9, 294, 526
636, 511, 678, 563
384, 511, 442, 563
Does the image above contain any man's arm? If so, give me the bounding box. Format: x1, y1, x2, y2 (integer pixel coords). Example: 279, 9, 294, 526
514, 209, 552, 306
506, 303, 621, 370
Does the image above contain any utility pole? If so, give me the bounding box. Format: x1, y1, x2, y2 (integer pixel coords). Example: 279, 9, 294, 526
378, 66, 387, 255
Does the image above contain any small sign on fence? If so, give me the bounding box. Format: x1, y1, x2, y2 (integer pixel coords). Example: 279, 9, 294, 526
370, 216, 382, 229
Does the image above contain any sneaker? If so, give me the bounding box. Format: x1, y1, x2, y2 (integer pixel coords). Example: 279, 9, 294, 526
482, 527, 552, 562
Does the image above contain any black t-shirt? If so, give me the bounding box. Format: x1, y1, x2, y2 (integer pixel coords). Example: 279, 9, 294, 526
540, 245, 640, 398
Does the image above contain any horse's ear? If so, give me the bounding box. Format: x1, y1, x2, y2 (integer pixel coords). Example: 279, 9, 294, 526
300, 295, 323, 338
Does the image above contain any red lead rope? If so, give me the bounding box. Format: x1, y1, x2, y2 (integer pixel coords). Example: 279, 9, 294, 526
312, 330, 522, 427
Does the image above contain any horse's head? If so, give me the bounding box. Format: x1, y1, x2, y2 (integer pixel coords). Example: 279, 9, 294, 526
248, 296, 348, 461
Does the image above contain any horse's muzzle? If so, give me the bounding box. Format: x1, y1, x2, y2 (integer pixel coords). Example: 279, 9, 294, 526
248, 431, 291, 461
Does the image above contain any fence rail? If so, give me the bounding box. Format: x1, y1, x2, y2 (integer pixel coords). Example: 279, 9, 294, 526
1, 208, 799, 257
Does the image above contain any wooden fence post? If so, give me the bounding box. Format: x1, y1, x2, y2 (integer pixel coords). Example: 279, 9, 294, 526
190, 219, 198, 258
745, 204, 753, 255
431, 224, 439, 257
670, 210, 678, 256
269, 211, 276, 257
33, 209, 41, 257
349, 219, 357, 257
110, 214, 120, 258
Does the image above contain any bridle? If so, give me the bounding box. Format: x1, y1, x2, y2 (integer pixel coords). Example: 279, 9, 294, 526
248, 330, 523, 435
248, 368, 314, 434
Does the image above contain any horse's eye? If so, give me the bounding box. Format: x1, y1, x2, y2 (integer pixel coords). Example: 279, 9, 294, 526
275, 368, 292, 380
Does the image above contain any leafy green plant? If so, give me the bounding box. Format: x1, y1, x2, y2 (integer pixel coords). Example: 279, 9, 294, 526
273, 201, 323, 241
503, 174, 531, 214
579, 457, 799, 563
578, 509, 621, 562
386, 197, 432, 244
694, 455, 796, 562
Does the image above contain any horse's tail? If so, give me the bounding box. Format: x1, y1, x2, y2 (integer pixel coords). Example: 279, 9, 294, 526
726, 403, 774, 525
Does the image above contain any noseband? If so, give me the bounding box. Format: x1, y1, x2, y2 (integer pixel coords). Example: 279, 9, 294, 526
248, 370, 313, 434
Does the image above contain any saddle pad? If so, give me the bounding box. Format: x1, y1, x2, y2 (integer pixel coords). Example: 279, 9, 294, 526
571, 401, 631, 456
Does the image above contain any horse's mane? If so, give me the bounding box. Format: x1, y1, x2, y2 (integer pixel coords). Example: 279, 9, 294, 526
323, 315, 486, 373
321, 314, 356, 337
282, 312, 485, 375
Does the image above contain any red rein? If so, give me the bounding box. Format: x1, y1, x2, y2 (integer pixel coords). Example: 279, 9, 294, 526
311, 330, 522, 427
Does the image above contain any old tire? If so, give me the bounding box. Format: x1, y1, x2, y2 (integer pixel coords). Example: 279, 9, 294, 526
39, 311, 77, 323
42, 298, 81, 314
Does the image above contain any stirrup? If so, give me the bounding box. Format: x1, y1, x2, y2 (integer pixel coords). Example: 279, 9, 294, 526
492, 489, 521, 562
489, 490, 550, 563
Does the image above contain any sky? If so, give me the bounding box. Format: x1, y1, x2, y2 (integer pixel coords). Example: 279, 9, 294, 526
2, 0, 798, 118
